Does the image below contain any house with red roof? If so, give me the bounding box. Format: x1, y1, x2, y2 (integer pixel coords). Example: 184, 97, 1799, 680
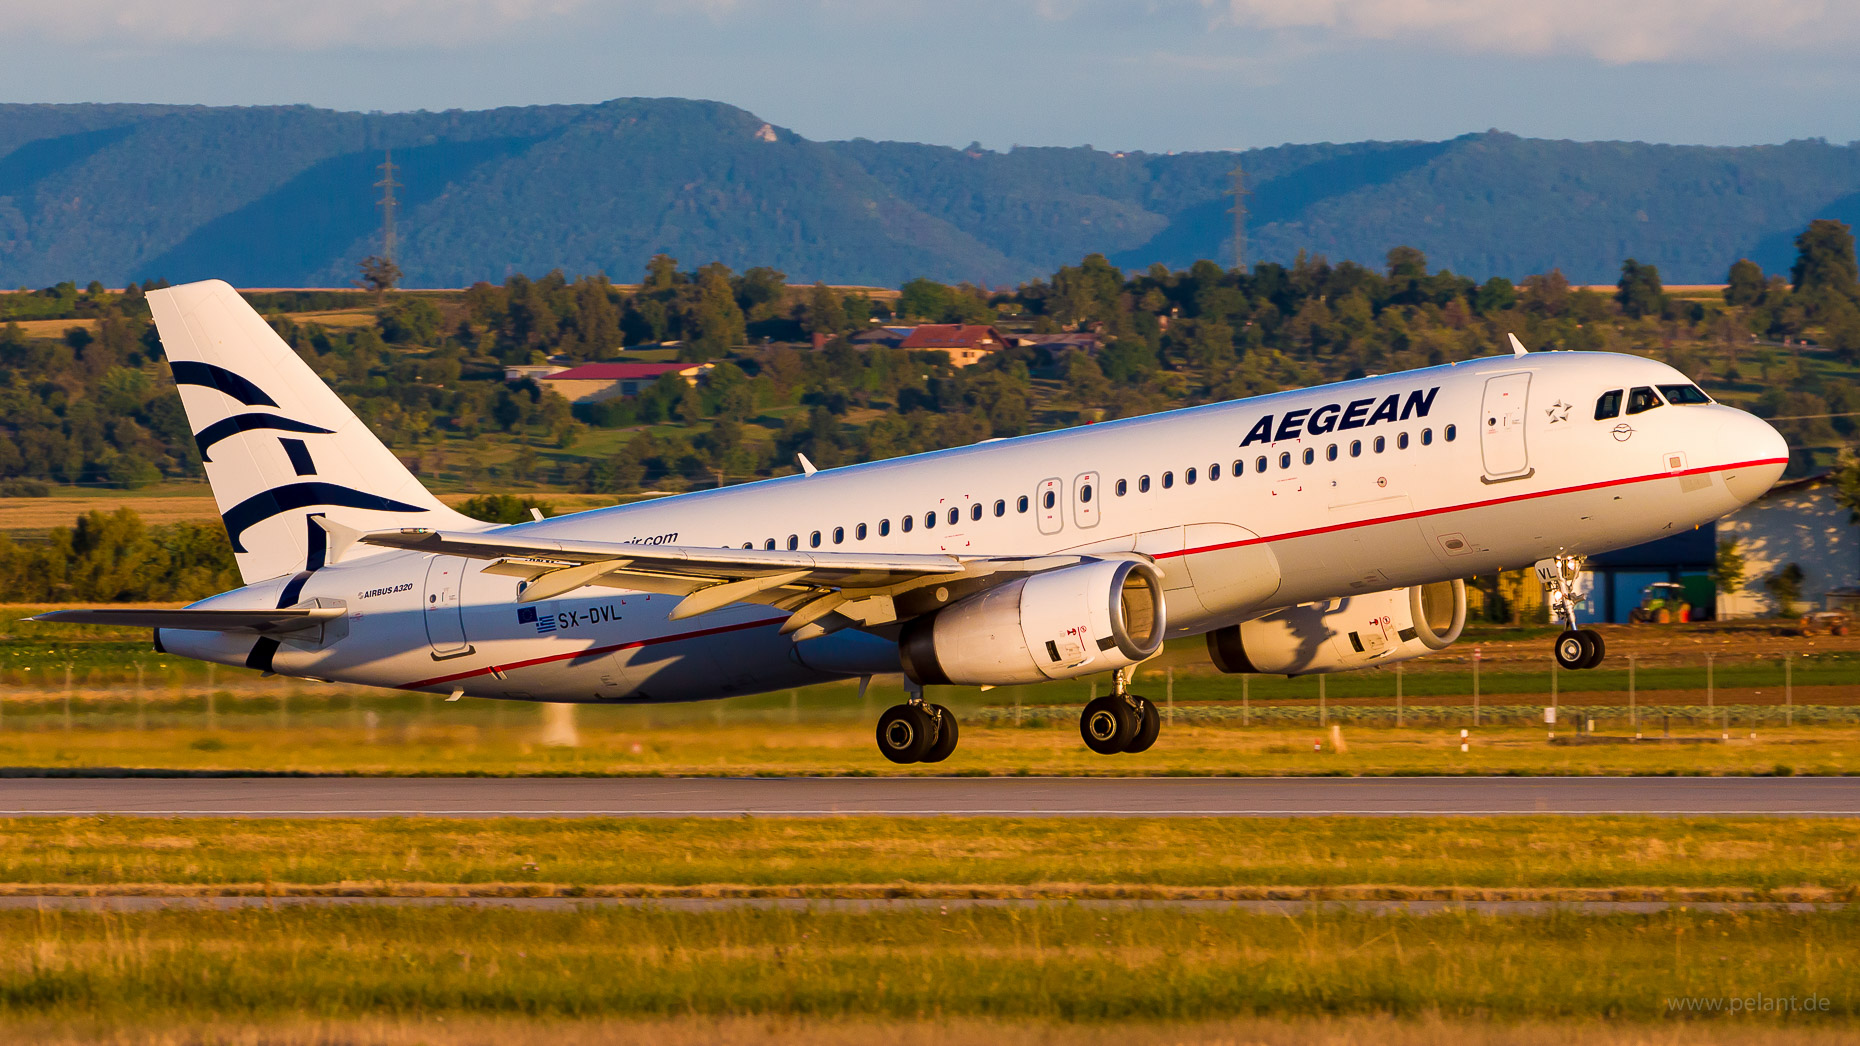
537, 362, 714, 404
898, 324, 1008, 367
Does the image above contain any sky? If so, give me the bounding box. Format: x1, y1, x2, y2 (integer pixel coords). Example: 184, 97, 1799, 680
4, 0, 1860, 153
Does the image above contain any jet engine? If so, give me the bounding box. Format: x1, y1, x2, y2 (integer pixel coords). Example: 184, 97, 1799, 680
1207, 579, 1466, 676
900, 559, 1167, 686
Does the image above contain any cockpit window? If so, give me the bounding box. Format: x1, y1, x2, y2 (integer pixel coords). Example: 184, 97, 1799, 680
1595, 389, 1623, 420
1657, 383, 1711, 405
1625, 386, 1664, 415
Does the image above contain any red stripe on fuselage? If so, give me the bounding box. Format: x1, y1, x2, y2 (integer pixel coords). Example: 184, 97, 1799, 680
398, 615, 789, 691
1151, 457, 1786, 560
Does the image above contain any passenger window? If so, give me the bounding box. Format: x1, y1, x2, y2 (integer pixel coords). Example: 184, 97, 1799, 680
1398, 432, 1410, 450
1185, 468, 1197, 485
880, 519, 891, 536
1042, 490, 1057, 509
810, 531, 821, 548
1279, 452, 1291, 469
1210, 463, 1221, 481
1302, 448, 1315, 465
1374, 436, 1385, 453
1445, 424, 1456, 442
765, 539, 776, 550
1232, 459, 1243, 477
857, 523, 868, 540
1658, 383, 1711, 405
1162, 471, 1174, 489
787, 535, 799, 550
1256, 456, 1268, 473
902, 515, 914, 533
743, 543, 753, 549
1626, 386, 1663, 415
925, 511, 936, 529
1081, 483, 1094, 503
1139, 476, 1151, 493
1326, 444, 1338, 461
1595, 389, 1624, 419
833, 527, 844, 544
948, 507, 959, 525
1115, 479, 1128, 497
1350, 440, 1361, 457
994, 499, 1006, 516
1017, 496, 1029, 513
1421, 428, 1433, 446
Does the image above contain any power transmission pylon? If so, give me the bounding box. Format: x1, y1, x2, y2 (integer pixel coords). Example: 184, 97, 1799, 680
1228, 162, 1249, 273
375, 150, 400, 265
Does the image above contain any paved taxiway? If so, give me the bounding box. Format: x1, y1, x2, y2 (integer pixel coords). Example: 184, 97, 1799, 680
0, 775, 1853, 817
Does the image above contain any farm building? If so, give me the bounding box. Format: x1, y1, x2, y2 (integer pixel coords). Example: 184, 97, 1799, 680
537, 362, 714, 405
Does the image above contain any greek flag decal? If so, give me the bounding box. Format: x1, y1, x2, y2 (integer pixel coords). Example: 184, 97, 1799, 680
516, 606, 556, 634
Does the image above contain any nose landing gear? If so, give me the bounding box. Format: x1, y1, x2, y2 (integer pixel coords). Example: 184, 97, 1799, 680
876, 680, 959, 765
1538, 555, 1605, 670
1080, 670, 1160, 755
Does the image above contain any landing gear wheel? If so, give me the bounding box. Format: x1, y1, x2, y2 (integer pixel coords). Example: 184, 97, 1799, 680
1081, 695, 1138, 755
1124, 697, 1160, 753
1578, 629, 1606, 669
877, 703, 933, 764
1553, 630, 1589, 670
919, 705, 959, 763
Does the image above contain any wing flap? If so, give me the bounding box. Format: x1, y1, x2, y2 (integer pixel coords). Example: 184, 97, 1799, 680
31, 607, 344, 634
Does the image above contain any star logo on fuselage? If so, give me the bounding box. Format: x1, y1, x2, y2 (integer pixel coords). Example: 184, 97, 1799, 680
1546, 400, 1571, 423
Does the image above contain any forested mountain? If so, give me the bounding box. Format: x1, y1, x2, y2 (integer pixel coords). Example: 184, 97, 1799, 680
4, 99, 1860, 287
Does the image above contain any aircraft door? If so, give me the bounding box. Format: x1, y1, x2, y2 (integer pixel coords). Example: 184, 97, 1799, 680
422, 555, 473, 659
1035, 477, 1064, 536
1480, 372, 1533, 481
1072, 472, 1100, 529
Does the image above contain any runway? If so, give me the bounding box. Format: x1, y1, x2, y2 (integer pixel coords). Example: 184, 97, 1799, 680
0, 775, 1853, 817
0, 896, 1840, 915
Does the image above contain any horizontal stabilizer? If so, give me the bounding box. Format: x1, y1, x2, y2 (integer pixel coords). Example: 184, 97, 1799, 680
31, 607, 344, 634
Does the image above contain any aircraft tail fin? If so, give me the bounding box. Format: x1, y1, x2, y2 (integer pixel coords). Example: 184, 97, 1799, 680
149, 280, 482, 585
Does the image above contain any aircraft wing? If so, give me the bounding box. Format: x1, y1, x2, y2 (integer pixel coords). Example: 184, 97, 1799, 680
346, 525, 1084, 636
30, 607, 345, 634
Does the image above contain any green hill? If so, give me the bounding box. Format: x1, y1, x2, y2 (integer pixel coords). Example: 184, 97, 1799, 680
3, 100, 1860, 287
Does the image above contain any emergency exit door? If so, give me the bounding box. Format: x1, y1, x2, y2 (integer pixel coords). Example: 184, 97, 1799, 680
1479, 372, 1533, 481
422, 555, 473, 659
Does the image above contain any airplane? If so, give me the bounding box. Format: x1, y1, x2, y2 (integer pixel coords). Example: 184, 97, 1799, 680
36, 281, 1788, 763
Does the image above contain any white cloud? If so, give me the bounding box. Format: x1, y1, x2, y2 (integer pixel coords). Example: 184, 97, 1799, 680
1204, 0, 1858, 63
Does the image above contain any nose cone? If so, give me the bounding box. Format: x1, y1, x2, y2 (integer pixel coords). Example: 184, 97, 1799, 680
1721, 410, 1788, 504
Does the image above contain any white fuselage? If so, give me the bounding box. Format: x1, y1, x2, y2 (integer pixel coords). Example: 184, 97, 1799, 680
164, 351, 1788, 701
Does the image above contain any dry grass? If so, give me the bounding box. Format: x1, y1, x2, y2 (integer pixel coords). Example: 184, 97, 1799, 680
0, 816, 1851, 895
3, 1015, 1853, 1046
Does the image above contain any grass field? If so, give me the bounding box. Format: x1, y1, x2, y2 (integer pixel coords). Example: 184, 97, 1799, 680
0, 905, 1850, 1033
0, 816, 1851, 898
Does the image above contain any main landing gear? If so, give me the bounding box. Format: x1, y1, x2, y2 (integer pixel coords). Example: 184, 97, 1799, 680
1080, 670, 1160, 755
876, 681, 959, 764
1538, 554, 1605, 670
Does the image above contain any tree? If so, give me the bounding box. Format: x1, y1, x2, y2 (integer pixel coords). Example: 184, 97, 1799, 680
1615, 259, 1665, 319
684, 264, 746, 359
357, 256, 401, 299
1725, 259, 1766, 306
1764, 562, 1805, 617
1790, 219, 1859, 300
802, 282, 847, 336
1835, 447, 1860, 523
1713, 538, 1746, 596
1386, 246, 1428, 281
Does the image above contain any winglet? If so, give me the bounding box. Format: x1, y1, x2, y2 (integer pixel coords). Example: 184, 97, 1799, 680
796, 453, 818, 477
1507, 333, 1529, 357
312, 515, 366, 565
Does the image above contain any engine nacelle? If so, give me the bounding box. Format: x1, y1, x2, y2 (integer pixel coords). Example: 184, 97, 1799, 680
900, 559, 1167, 686
1207, 579, 1466, 676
